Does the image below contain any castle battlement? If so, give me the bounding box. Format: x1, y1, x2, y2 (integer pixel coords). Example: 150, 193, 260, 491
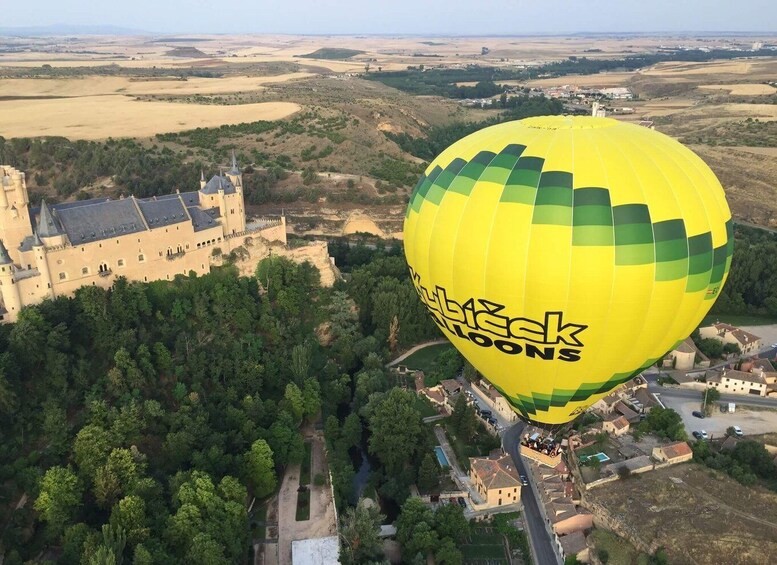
0, 153, 286, 322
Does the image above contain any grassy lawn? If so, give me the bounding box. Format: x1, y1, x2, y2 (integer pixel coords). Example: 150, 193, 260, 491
589, 528, 650, 565
461, 527, 509, 564
295, 489, 310, 521
415, 396, 439, 418
441, 420, 499, 472
300, 442, 312, 486
250, 502, 267, 540
701, 314, 777, 327
400, 343, 453, 374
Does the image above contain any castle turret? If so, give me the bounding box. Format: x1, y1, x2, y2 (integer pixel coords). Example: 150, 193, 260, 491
11, 170, 28, 206
32, 233, 54, 299
0, 239, 21, 320
200, 169, 206, 190
216, 173, 229, 234
0, 170, 9, 209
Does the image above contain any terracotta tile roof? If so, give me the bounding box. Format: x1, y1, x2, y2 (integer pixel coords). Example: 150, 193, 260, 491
752, 358, 776, 373
440, 379, 461, 396
676, 338, 697, 354
470, 454, 521, 490
711, 323, 761, 345
723, 369, 767, 386
559, 530, 588, 556
420, 387, 445, 404
658, 441, 692, 460
606, 415, 630, 430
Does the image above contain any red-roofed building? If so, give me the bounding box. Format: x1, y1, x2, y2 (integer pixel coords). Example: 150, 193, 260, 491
652, 441, 693, 464
699, 323, 761, 354
469, 453, 522, 507
602, 414, 630, 437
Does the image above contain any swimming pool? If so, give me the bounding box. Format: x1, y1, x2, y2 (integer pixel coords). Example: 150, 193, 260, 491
580, 452, 610, 464
434, 446, 450, 467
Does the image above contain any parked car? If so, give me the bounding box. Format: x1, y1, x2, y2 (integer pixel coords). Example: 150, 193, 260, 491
692, 431, 703, 440
519, 475, 529, 486
480, 409, 492, 417
487, 417, 497, 426
700, 430, 708, 440
691, 410, 705, 419
733, 425, 744, 437
457, 497, 466, 508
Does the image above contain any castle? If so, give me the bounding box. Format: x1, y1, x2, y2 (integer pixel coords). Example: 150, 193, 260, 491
0, 153, 286, 322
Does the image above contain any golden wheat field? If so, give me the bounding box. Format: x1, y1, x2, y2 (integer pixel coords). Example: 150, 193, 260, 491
698, 83, 777, 95
0, 97, 300, 139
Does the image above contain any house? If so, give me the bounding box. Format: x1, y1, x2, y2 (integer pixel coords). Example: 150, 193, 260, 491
558, 530, 589, 563
476, 380, 518, 422
602, 414, 630, 437
708, 369, 767, 397
699, 323, 762, 354
419, 386, 445, 407
469, 453, 522, 508
440, 379, 461, 397
652, 441, 693, 465
590, 391, 621, 416
544, 498, 594, 536
664, 337, 710, 370
614, 401, 640, 423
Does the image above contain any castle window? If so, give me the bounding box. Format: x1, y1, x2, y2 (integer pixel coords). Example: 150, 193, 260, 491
186, 244, 189, 249
98, 263, 109, 273
138, 254, 145, 262
58, 272, 66, 280
118, 259, 125, 267
82, 267, 89, 275
117, 240, 120, 244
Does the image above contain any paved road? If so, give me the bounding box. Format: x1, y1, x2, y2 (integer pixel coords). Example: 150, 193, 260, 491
648, 383, 777, 409
503, 423, 561, 565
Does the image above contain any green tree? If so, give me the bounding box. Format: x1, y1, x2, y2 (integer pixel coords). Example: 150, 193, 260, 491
244, 439, 277, 498
434, 503, 469, 543
74, 424, 112, 482
339, 502, 386, 565
367, 388, 423, 475
302, 378, 322, 422
703, 387, 721, 415
417, 453, 441, 493
282, 382, 305, 424
291, 342, 312, 384
110, 495, 149, 546
435, 537, 463, 565
34, 466, 83, 533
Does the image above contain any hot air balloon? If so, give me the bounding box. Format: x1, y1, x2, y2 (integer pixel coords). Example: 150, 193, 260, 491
404, 116, 732, 425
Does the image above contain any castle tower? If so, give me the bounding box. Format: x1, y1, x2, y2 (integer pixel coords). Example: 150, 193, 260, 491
200, 170, 206, 190
32, 232, 54, 299
216, 172, 230, 235
0, 166, 33, 257
223, 152, 246, 234
0, 239, 21, 321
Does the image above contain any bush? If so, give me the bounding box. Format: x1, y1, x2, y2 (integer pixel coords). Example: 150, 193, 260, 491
598, 548, 610, 563
313, 473, 326, 486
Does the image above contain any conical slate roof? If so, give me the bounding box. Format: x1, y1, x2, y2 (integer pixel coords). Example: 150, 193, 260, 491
230, 150, 240, 175
37, 200, 64, 237
0, 239, 11, 264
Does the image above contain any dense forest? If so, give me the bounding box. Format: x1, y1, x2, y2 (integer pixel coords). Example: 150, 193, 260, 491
385, 95, 565, 161
710, 224, 777, 317
365, 49, 777, 98
0, 240, 445, 564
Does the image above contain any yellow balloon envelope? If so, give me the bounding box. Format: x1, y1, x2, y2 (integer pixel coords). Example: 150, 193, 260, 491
404, 116, 732, 424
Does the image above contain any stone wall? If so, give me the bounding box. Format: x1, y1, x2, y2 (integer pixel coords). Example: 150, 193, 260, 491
229, 237, 340, 287
579, 497, 660, 556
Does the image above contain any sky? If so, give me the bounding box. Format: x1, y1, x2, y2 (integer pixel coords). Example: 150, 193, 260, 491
3, 0, 776, 35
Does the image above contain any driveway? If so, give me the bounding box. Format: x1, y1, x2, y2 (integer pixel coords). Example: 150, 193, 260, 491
276, 434, 337, 565
457, 377, 514, 432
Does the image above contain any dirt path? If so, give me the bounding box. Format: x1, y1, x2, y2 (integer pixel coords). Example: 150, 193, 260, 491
386, 339, 448, 367
681, 479, 777, 530
276, 433, 337, 565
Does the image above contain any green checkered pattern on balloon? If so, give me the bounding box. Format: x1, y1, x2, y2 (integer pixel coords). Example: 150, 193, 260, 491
489, 359, 658, 420
408, 144, 732, 294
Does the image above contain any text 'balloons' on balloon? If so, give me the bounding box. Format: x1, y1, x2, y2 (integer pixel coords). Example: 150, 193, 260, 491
403, 116, 732, 425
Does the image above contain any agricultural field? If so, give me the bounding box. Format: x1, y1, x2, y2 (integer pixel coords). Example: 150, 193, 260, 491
2, 33, 777, 231
461, 526, 509, 565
